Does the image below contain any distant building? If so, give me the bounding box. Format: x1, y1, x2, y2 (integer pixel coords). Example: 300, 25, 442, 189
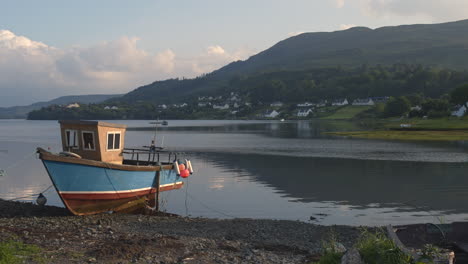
264, 110, 280, 118
452, 104, 467, 117
316, 100, 327, 107
297, 109, 313, 117
410, 106, 422, 111
332, 98, 349, 106
159, 104, 168, 109
66, 103, 80, 108
371, 97, 390, 104
352, 98, 375, 106
297, 102, 314, 107
213, 104, 229, 110
111, 106, 119, 110
198, 102, 210, 107
104, 106, 111, 110
270, 102, 283, 107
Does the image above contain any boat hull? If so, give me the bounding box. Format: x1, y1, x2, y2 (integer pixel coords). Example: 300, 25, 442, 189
41, 158, 183, 215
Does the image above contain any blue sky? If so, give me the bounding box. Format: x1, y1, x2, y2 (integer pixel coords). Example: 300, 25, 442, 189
1, 0, 467, 106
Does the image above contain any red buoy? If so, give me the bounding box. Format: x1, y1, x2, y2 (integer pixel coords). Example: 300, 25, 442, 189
179, 163, 186, 172
180, 169, 190, 178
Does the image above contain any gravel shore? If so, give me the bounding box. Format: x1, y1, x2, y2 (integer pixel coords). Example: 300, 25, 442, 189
0, 199, 361, 263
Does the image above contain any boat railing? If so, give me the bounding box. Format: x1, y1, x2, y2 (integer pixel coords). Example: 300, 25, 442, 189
122, 147, 182, 166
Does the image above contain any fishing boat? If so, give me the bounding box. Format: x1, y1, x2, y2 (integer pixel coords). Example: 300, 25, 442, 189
37, 120, 193, 215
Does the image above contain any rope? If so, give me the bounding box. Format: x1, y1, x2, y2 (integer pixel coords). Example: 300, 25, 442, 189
6, 184, 53, 201
185, 191, 236, 218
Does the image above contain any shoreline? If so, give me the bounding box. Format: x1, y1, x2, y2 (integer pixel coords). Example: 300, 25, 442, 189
0, 199, 361, 263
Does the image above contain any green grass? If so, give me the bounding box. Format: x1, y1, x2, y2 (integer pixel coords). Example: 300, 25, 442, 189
357, 230, 413, 264
0, 240, 44, 264
328, 130, 468, 141
322, 106, 372, 120
384, 117, 468, 130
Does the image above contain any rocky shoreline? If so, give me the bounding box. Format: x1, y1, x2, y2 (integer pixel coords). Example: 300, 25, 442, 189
0, 199, 361, 263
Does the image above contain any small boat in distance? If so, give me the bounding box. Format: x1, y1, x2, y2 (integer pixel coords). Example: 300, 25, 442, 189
37, 120, 192, 215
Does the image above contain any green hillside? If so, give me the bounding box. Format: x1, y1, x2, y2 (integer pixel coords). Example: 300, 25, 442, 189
109, 19, 468, 105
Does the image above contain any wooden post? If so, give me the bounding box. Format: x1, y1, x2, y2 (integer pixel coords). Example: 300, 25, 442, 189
155, 170, 160, 212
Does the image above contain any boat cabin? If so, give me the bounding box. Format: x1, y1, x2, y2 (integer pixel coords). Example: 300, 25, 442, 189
59, 120, 126, 164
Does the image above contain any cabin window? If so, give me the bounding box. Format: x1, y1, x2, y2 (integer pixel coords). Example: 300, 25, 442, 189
65, 130, 78, 149
107, 132, 121, 151
82, 131, 95, 150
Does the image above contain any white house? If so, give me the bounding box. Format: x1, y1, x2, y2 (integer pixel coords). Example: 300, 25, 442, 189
352, 98, 375, 106
213, 104, 229, 110
316, 100, 328, 107
297, 109, 313, 117
66, 103, 80, 108
297, 102, 314, 107
104, 106, 111, 110
452, 104, 467, 117
264, 110, 280, 118
270, 102, 283, 107
159, 104, 168, 109
110, 106, 119, 110
332, 99, 349, 106
410, 106, 422, 111
198, 102, 210, 107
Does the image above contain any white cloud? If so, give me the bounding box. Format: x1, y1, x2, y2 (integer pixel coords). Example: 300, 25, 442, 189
0, 30, 254, 107
335, 0, 345, 8
340, 24, 357, 30
361, 0, 468, 21
189, 45, 253, 75
287, 31, 305, 37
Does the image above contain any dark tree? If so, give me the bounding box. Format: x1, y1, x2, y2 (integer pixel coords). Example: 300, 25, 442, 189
450, 84, 468, 108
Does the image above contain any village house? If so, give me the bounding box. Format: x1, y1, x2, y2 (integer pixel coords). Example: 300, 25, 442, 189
371, 96, 390, 104
352, 98, 375, 106
198, 102, 210, 107
332, 98, 349, 106
270, 102, 283, 107
104, 106, 119, 110
316, 100, 328, 107
297, 109, 313, 117
297, 102, 314, 107
264, 110, 280, 118
452, 104, 467, 117
213, 104, 229, 110
66, 103, 80, 108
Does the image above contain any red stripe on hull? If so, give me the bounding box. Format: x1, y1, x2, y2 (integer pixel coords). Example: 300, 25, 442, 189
59, 183, 183, 215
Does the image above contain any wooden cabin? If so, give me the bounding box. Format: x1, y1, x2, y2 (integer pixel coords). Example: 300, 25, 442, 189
59, 120, 127, 164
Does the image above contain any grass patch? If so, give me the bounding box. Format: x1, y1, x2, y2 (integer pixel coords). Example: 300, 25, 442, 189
384, 117, 468, 130
328, 130, 468, 141
0, 239, 44, 264
322, 106, 372, 120
357, 229, 413, 264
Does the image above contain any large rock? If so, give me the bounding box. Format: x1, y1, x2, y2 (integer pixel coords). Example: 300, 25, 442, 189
341, 248, 363, 264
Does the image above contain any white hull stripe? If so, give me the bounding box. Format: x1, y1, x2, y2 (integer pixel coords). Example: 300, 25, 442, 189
59, 182, 183, 194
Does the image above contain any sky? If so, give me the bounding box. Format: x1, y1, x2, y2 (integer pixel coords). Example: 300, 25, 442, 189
1, 0, 468, 107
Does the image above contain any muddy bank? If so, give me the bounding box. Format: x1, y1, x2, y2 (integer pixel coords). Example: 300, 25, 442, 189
0, 199, 361, 263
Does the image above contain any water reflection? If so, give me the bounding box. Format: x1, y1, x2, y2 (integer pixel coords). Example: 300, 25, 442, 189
199, 152, 468, 215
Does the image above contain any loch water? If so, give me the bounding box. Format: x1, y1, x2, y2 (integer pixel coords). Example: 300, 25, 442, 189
1, 119, 468, 226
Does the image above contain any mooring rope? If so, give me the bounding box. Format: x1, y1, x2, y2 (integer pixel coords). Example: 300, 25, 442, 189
6, 184, 53, 202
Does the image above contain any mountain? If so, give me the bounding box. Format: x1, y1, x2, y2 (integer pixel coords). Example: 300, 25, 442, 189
0, 94, 122, 119
110, 19, 468, 104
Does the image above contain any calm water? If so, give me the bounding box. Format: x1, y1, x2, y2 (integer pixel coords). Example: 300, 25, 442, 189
1, 119, 468, 226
